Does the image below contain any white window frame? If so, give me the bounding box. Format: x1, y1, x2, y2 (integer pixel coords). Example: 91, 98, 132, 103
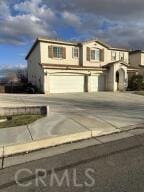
72, 47, 79, 58
111, 51, 116, 61
53, 46, 63, 58
90, 48, 100, 61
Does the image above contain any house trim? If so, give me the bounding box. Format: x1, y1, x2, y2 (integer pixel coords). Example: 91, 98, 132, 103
40, 63, 107, 71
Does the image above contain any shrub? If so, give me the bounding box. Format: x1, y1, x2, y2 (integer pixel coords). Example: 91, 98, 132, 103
128, 74, 144, 91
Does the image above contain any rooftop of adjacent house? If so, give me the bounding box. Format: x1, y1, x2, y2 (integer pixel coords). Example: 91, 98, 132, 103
25, 37, 129, 60
129, 50, 144, 54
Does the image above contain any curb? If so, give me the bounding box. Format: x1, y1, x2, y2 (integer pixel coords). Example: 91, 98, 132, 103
1, 124, 144, 159
0, 126, 144, 169
3, 130, 92, 157
0, 128, 120, 158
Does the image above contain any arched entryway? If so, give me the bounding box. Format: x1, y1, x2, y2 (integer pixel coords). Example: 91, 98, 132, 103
115, 68, 125, 91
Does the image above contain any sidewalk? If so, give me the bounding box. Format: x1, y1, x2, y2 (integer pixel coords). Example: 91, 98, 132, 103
0, 111, 144, 159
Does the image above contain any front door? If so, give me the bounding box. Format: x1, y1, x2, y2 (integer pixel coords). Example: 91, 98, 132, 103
116, 69, 125, 91
116, 71, 120, 91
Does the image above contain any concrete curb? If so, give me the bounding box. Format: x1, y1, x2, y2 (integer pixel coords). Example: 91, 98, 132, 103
0, 126, 144, 169
0, 124, 143, 159
1, 128, 120, 158
3, 130, 92, 157
91, 128, 119, 137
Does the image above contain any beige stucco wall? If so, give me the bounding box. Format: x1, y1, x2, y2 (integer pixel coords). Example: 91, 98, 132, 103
140, 53, 144, 76
129, 52, 141, 67
114, 64, 128, 91
129, 52, 144, 76
140, 53, 144, 66
40, 42, 79, 66
82, 41, 129, 67
82, 41, 109, 67
39, 41, 129, 68
27, 43, 44, 92
106, 63, 128, 91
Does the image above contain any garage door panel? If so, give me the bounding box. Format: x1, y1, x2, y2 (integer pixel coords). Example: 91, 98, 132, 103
50, 75, 84, 93
90, 75, 105, 92
91, 76, 98, 92
98, 75, 105, 91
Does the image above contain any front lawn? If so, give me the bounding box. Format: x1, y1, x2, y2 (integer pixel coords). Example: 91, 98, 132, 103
0, 114, 45, 128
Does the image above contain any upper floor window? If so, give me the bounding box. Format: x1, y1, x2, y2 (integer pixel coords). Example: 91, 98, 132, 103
90, 48, 100, 61
111, 51, 116, 61
119, 52, 124, 61
53, 47, 63, 58
48, 46, 66, 59
72, 47, 79, 58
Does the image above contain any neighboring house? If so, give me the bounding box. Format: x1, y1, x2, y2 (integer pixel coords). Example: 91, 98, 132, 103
129, 50, 144, 77
26, 37, 136, 94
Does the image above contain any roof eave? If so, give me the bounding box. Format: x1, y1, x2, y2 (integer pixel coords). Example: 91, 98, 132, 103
25, 38, 39, 60
82, 39, 111, 49
25, 37, 80, 60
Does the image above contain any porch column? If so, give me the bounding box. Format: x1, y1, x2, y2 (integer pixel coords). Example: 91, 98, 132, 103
107, 66, 115, 91
88, 75, 92, 92
43, 71, 50, 94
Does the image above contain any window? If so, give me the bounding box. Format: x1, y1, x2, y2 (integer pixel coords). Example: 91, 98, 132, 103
72, 47, 79, 58
53, 47, 63, 58
119, 52, 124, 61
90, 48, 100, 61
48, 46, 66, 59
111, 51, 116, 61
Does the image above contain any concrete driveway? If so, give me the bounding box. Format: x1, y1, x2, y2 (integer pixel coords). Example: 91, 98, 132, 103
0, 92, 144, 125
0, 92, 144, 146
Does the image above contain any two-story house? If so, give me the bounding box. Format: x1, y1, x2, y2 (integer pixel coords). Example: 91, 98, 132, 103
26, 37, 135, 94
129, 50, 144, 77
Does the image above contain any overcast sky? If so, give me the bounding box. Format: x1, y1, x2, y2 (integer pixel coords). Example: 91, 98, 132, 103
0, 0, 144, 68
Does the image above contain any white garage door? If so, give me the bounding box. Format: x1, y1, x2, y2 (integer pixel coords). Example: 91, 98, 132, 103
90, 75, 105, 92
90, 76, 99, 92
49, 75, 84, 93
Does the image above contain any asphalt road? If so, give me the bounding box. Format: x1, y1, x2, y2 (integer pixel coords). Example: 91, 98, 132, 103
0, 133, 144, 192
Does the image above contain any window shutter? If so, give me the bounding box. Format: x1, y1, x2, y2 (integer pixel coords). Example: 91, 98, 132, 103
48, 46, 53, 58
87, 47, 90, 61
100, 49, 104, 62
62, 47, 66, 59
72, 47, 74, 58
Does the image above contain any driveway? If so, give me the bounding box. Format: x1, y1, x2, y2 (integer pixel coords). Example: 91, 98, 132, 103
0, 92, 144, 127
0, 92, 144, 146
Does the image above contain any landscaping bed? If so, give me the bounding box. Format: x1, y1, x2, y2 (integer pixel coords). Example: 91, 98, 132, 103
0, 114, 45, 128
134, 91, 144, 96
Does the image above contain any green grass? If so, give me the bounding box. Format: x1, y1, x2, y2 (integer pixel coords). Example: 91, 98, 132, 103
0, 116, 6, 120
0, 114, 45, 128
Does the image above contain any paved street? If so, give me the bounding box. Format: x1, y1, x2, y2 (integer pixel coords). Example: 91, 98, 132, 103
0, 133, 144, 192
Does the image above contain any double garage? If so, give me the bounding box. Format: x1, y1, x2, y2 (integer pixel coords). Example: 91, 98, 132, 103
46, 72, 105, 93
